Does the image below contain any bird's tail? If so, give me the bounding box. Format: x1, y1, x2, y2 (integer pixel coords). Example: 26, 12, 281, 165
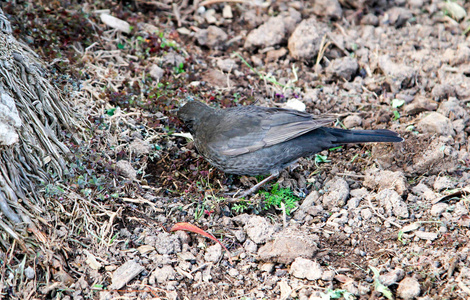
323, 128, 404, 144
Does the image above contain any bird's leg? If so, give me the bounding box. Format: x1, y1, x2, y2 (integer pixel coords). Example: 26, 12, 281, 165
236, 171, 279, 198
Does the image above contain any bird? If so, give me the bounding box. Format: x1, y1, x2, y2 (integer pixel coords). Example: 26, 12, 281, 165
178, 101, 403, 196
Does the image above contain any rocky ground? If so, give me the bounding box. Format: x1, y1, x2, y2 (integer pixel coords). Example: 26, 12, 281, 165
2, 0, 470, 299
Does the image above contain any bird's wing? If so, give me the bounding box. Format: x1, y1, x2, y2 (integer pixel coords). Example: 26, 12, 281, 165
208, 107, 333, 156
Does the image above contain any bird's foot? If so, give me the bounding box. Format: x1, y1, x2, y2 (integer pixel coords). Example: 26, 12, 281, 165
227, 173, 279, 199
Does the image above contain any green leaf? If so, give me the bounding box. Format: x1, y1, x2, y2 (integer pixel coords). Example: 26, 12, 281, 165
106, 108, 116, 116
315, 154, 331, 163
393, 110, 400, 120
370, 266, 394, 300
329, 146, 343, 151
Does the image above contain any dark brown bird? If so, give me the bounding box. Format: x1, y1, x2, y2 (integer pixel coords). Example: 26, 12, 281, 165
178, 101, 403, 196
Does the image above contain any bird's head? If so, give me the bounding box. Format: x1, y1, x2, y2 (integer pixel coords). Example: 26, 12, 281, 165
178, 101, 213, 133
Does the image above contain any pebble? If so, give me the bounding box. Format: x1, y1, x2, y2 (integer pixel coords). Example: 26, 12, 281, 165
417, 112, 454, 136
397, 277, 421, 300
195, 26, 228, 49
204, 243, 222, 262
433, 176, 456, 191
321, 177, 350, 209
290, 257, 323, 280
376, 189, 409, 218
25, 266, 35, 279
414, 231, 438, 241
430, 203, 448, 217
288, 17, 330, 60
244, 216, 276, 244
312, 0, 342, 19
325, 57, 358, 81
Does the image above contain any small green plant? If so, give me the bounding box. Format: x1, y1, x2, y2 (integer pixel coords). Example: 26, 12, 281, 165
370, 266, 393, 300
321, 289, 355, 300
173, 62, 185, 74
315, 153, 331, 166
398, 230, 407, 245
391, 98, 405, 121
259, 183, 299, 215
232, 201, 248, 213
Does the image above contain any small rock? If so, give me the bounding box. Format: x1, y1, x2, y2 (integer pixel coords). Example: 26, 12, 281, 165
283, 98, 306, 112
25, 266, 35, 279
327, 210, 349, 227
162, 53, 185, 67
306, 205, 324, 216
258, 228, 318, 264
312, 0, 342, 19
431, 203, 448, 217
204, 243, 222, 262
216, 58, 237, 72
351, 188, 368, 198
454, 200, 469, 216
290, 257, 323, 280
376, 189, 409, 218
232, 229, 246, 243
288, 17, 330, 60
438, 97, 469, 122
100, 13, 131, 33
149, 65, 164, 81
431, 84, 456, 101
109, 260, 145, 290
321, 177, 350, 209
222, 5, 233, 19
129, 138, 151, 156
202, 69, 228, 88
322, 270, 335, 281
155, 232, 182, 255
195, 26, 228, 49
151, 265, 176, 284
243, 239, 258, 253
380, 268, 405, 286
411, 183, 437, 201
397, 277, 420, 300
401, 222, 420, 233
364, 168, 407, 195
385, 7, 413, 27
260, 262, 275, 273
265, 48, 288, 63
278, 279, 293, 299
348, 197, 361, 209
326, 57, 358, 81
299, 190, 320, 211
343, 115, 362, 128
228, 268, 239, 278
405, 139, 459, 175
361, 208, 373, 220
414, 231, 438, 241
409, 0, 424, 8
115, 160, 137, 180
203, 9, 217, 24
343, 281, 360, 295
378, 55, 415, 92
242, 10, 263, 28
245, 216, 277, 244
244, 9, 301, 49
433, 176, 455, 191
403, 95, 438, 116
361, 13, 379, 26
